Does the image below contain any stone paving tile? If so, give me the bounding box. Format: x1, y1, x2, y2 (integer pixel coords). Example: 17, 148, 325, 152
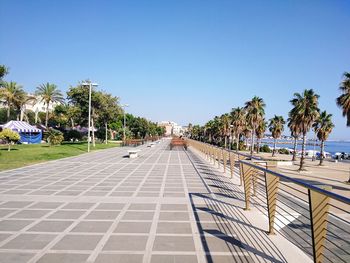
2, 233, 57, 249
153, 236, 196, 251
0, 220, 34, 231
47, 210, 85, 219
114, 221, 152, 233
95, 254, 144, 263
150, 255, 199, 263
52, 234, 102, 250
85, 210, 120, 220
103, 235, 149, 251
122, 211, 155, 221
36, 253, 89, 263
159, 211, 190, 221
71, 221, 113, 233
29, 202, 63, 209
28, 220, 74, 232
156, 222, 192, 234
0, 252, 35, 263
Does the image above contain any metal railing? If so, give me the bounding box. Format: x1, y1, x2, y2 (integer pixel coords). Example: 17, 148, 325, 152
186, 138, 350, 263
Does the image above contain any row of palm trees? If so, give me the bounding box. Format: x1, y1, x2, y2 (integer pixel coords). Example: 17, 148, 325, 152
189, 71, 350, 170
0, 81, 64, 127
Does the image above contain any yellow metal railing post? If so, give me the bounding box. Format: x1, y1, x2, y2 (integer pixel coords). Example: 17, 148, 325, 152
223, 150, 227, 173
309, 186, 332, 263
229, 152, 234, 178
265, 171, 280, 235
240, 162, 253, 210
217, 148, 220, 168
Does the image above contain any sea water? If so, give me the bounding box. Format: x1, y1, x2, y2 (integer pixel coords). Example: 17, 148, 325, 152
261, 140, 350, 155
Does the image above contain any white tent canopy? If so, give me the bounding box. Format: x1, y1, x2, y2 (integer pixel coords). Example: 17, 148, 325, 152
2, 121, 41, 133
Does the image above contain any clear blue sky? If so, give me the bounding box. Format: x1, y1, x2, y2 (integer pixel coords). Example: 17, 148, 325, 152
1, 0, 349, 139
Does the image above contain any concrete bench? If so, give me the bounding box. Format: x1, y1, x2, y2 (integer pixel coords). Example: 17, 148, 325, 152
128, 149, 141, 158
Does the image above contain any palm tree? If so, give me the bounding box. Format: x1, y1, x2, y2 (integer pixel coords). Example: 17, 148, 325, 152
242, 126, 252, 151
313, 111, 334, 165
35, 83, 64, 127
255, 118, 266, 154
287, 114, 300, 161
231, 107, 246, 152
336, 72, 350, 126
0, 81, 26, 121
245, 96, 266, 156
204, 120, 214, 143
0, 65, 9, 82
290, 89, 320, 171
269, 115, 285, 157
16, 94, 37, 121
220, 113, 231, 149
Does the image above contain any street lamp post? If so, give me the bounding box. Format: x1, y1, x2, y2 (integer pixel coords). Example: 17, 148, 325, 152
121, 104, 129, 145
82, 82, 98, 153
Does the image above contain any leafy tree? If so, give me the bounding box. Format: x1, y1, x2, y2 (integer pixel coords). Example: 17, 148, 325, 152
290, 89, 320, 171
0, 81, 26, 121
336, 72, 350, 126
97, 92, 121, 143
245, 96, 266, 155
0, 128, 20, 151
268, 115, 285, 157
35, 83, 64, 128
313, 111, 334, 165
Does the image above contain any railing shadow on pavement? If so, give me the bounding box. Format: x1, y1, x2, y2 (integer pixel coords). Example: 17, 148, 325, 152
186, 138, 350, 263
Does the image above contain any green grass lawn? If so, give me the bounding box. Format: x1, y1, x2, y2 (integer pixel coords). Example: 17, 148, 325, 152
0, 142, 120, 171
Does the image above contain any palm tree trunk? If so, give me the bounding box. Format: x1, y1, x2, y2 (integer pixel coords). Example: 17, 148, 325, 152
236, 133, 240, 153
299, 134, 306, 171
20, 107, 24, 121
273, 138, 277, 157
7, 106, 10, 121
70, 118, 74, 128
224, 136, 227, 149
92, 118, 95, 147
257, 138, 260, 154
250, 128, 255, 156
292, 137, 297, 161
35, 109, 38, 123
105, 122, 108, 144
45, 103, 49, 128
319, 140, 325, 165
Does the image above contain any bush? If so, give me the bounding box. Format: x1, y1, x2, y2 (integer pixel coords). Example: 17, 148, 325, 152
47, 128, 64, 146
278, 148, 290, 155
64, 130, 83, 141
0, 128, 20, 151
260, 144, 272, 153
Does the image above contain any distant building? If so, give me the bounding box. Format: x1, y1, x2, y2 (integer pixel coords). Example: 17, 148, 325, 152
24, 94, 59, 113
158, 121, 183, 136
0, 93, 60, 122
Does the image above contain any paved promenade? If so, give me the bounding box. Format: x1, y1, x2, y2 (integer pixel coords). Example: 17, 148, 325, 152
0, 140, 311, 263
